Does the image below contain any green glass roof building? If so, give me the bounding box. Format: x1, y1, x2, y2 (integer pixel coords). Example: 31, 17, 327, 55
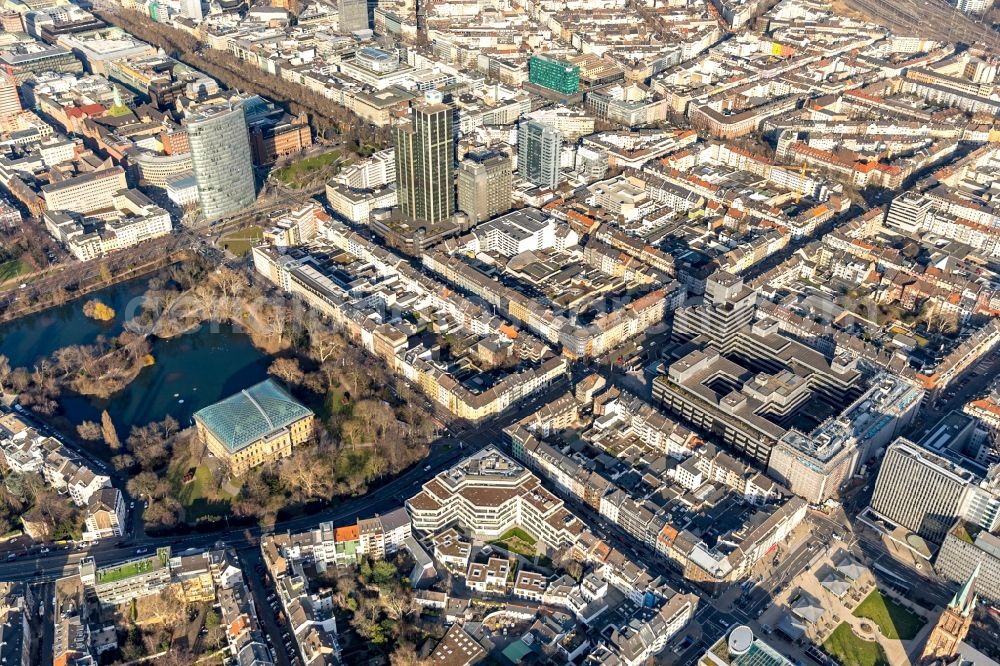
193, 379, 313, 453
529, 55, 580, 95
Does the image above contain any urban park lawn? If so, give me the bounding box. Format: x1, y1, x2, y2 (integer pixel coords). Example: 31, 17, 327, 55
852, 590, 924, 640
823, 623, 890, 666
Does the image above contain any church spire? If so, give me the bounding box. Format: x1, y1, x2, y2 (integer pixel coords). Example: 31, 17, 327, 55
949, 562, 980, 617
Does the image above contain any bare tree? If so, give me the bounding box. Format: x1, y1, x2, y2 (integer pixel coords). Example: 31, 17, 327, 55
279, 449, 331, 500
9, 368, 28, 393
101, 410, 121, 450
268, 358, 305, 386
306, 320, 345, 363
0, 355, 10, 394
76, 421, 102, 441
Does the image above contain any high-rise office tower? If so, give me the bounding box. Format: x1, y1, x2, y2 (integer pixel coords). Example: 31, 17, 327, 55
518, 119, 562, 190
187, 102, 256, 222
395, 90, 454, 224
338, 0, 369, 32
672, 270, 756, 352
180, 0, 202, 21
528, 55, 580, 95
869, 438, 1000, 543
0, 68, 21, 126
457, 151, 512, 224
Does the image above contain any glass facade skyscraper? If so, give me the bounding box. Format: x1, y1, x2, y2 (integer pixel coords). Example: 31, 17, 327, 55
395, 90, 455, 224
528, 55, 580, 95
518, 119, 562, 190
187, 102, 256, 223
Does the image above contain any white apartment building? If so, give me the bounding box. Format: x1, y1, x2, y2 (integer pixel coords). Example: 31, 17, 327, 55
325, 182, 397, 223
0, 414, 111, 507
83, 488, 126, 541
41, 167, 127, 214
45, 189, 172, 261
471, 208, 560, 257
406, 447, 584, 549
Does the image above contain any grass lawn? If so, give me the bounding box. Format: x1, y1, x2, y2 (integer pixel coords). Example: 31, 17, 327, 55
220, 226, 263, 256
0, 259, 27, 283
823, 623, 889, 666
497, 527, 537, 545
97, 549, 168, 583
853, 590, 924, 640
325, 386, 352, 417
170, 461, 235, 524
490, 527, 538, 558
273, 150, 343, 189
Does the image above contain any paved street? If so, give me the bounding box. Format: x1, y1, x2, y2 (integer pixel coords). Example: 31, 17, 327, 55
0, 379, 569, 583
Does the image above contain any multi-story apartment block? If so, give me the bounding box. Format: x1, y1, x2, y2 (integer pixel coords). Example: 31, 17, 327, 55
469, 208, 559, 257
82, 488, 125, 542
0, 413, 117, 534
466, 556, 510, 594
80, 548, 173, 606
406, 446, 584, 549
513, 570, 547, 602
356, 507, 411, 560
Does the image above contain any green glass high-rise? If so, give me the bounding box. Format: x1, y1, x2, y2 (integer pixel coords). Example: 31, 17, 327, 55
529, 55, 580, 95
395, 90, 455, 224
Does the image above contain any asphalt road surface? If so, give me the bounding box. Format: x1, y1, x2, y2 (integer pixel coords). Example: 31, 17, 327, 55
0, 379, 569, 583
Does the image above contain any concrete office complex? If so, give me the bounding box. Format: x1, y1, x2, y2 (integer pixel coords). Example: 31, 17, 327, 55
518, 119, 562, 189
768, 374, 923, 502
936, 522, 1000, 605
41, 167, 128, 214
186, 101, 256, 222
44, 189, 172, 261
338, 0, 369, 32
673, 271, 757, 352
394, 90, 454, 224
0, 69, 20, 124
406, 446, 584, 549
654, 320, 863, 467
193, 379, 315, 475
954, 0, 990, 14
884, 191, 935, 234
456, 150, 512, 223
180, 0, 202, 20
869, 438, 1000, 543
